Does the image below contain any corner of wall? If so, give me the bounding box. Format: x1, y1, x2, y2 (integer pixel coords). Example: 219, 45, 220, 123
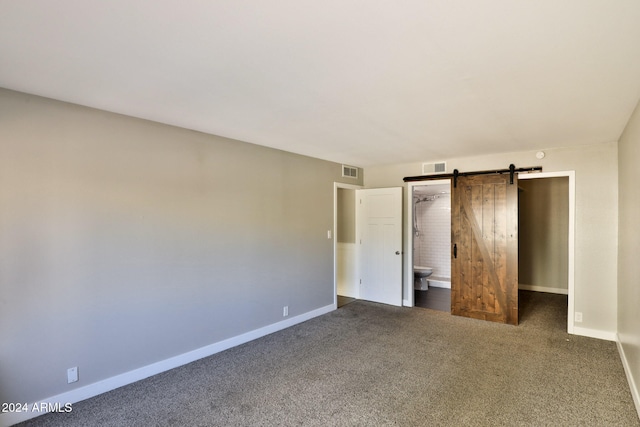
617, 335, 640, 420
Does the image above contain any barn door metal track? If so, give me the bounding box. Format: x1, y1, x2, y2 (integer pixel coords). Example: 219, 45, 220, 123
403, 165, 542, 187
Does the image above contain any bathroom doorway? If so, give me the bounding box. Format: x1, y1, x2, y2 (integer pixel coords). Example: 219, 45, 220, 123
411, 180, 451, 312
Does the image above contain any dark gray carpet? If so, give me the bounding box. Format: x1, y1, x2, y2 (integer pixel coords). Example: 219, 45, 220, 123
18, 292, 639, 426
337, 295, 356, 308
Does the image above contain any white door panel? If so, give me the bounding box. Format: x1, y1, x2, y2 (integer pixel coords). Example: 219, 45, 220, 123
357, 188, 402, 306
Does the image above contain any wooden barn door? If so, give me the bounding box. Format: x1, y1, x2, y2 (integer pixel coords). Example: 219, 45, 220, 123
451, 174, 518, 325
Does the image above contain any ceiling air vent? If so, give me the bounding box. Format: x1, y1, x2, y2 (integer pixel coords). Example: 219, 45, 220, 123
342, 165, 358, 179
422, 161, 447, 175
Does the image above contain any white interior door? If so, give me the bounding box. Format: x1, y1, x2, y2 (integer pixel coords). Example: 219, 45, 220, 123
357, 187, 402, 306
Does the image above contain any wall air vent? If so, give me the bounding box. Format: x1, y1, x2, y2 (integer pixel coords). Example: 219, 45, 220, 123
422, 161, 447, 175
342, 165, 358, 179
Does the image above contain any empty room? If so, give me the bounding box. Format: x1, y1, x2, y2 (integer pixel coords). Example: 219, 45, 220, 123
1, 1, 640, 426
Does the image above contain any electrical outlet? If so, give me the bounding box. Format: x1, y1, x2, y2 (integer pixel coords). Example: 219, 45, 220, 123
67, 367, 78, 384
574, 312, 583, 323
283, 306, 289, 317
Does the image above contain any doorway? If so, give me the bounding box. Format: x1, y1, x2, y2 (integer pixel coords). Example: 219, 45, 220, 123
334, 183, 361, 308
334, 183, 403, 308
518, 171, 575, 333
412, 181, 452, 312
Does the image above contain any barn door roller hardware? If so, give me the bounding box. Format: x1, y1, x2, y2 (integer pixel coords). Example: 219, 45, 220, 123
404, 165, 542, 186
452, 164, 528, 187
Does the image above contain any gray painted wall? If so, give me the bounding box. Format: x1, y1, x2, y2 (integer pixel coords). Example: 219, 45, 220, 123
518, 177, 569, 291
337, 188, 356, 243
0, 88, 361, 404
618, 98, 640, 413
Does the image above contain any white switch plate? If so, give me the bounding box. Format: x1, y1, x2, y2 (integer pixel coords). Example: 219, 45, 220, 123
67, 366, 78, 383
327, 230, 332, 239
574, 312, 583, 323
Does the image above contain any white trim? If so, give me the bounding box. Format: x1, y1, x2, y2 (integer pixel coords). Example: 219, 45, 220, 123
617, 335, 640, 419
518, 284, 568, 295
0, 304, 335, 427
572, 326, 616, 341
519, 171, 575, 334
428, 278, 451, 289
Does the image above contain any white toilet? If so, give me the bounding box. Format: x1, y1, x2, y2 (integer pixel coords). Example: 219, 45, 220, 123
414, 266, 433, 291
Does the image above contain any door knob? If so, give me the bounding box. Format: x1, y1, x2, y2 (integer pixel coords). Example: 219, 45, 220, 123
453, 244, 457, 259
395, 251, 401, 255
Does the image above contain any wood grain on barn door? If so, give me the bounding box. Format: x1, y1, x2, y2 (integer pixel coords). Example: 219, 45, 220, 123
451, 174, 518, 325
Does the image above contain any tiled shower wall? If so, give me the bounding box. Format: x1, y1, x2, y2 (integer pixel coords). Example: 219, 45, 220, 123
414, 193, 451, 279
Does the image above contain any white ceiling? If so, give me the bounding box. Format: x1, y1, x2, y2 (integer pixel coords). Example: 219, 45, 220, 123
2, 1, 640, 167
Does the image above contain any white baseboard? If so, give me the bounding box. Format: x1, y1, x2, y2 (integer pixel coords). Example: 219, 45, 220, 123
617, 335, 640, 420
0, 304, 335, 427
518, 284, 568, 295
572, 326, 617, 342
427, 278, 451, 289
